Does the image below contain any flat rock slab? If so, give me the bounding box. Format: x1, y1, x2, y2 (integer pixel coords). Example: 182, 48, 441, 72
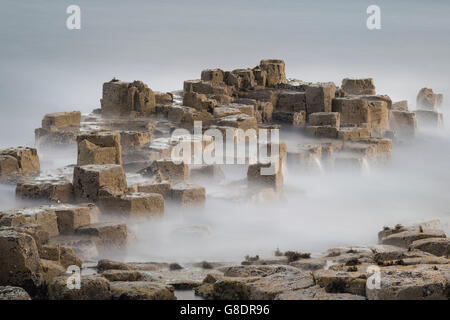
410, 238, 450, 257
110, 281, 175, 300
366, 264, 450, 300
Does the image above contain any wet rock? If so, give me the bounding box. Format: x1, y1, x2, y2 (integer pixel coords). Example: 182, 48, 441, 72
169, 182, 206, 207
366, 264, 450, 300
341, 78, 376, 95
101, 79, 155, 116
213, 106, 241, 118
48, 275, 111, 300
39, 244, 61, 261
410, 238, 450, 257
76, 222, 128, 252
286, 144, 322, 170
247, 269, 315, 300
181, 110, 215, 131
101, 270, 150, 282
59, 246, 83, 268
229, 69, 257, 89
77, 131, 122, 166
242, 255, 289, 266
0, 230, 43, 296
50, 236, 98, 262
110, 281, 175, 300
304, 125, 339, 139
73, 164, 128, 202
154, 91, 173, 105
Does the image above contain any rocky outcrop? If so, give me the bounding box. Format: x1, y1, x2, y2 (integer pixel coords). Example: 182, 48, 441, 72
77, 131, 122, 166
0, 147, 40, 182
101, 79, 156, 116
73, 164, 128, 202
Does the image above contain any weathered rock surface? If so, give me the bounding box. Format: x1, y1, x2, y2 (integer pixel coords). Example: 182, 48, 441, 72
341, 78, 376, 95
101, 79, 155, 116
169, 182, 206, 207
75, 222, 129, 252
73, 164, 127, 201
366, 264, 450, 300
0, 230, 43, 296
16, 176, 74, 202
48, 275, 111, 300
410, 238, 450, 257
110, 281, 176, 300
0, 286, 32, 300
99, 192, 164, 218
0, 147, 40, 181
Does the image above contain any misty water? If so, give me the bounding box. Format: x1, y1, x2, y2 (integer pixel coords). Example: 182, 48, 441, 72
1, 0, 450, 263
